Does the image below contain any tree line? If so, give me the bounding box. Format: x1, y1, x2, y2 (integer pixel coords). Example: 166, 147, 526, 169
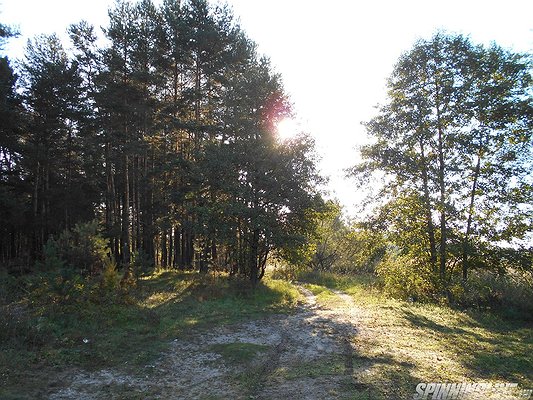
0, 0, 323, 284
2, 3, 531, 299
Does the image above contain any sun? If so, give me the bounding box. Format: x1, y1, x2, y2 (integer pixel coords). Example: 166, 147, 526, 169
276, 117, 300, 140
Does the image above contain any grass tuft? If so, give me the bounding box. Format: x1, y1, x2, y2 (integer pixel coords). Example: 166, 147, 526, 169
210, 342, 269, 365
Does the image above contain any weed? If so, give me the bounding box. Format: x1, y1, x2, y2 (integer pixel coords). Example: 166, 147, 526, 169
273, 355, 345, 380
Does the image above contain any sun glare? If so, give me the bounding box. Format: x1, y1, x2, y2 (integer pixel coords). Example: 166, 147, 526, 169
276, 118, 299, 141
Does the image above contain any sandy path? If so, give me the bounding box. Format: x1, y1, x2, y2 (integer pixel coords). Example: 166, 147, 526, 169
49, 285, 362, 400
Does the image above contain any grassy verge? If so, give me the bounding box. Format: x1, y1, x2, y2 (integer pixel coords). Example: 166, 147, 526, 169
297, 271, 533, 399
0, 270, 301, 398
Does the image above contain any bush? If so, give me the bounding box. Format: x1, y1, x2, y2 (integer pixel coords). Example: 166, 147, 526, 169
270, 260, 307, 281
376, 252, 439, 302
0, 302, 56, 348
449, 269, 533, 316
131, 249, 154, 278
306, 201, 387, 275
40, 221, 110, 274
376, 249, 533, 316
0, 270, 21, 305
101, 257, 121, 291
37, 239, 65, 271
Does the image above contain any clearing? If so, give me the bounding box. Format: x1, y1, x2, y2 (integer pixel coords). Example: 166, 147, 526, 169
47, 284, 361, 399
1, 271, 532, 399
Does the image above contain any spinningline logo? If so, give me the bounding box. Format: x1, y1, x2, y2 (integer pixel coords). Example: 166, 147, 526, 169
412, 382, 532, 399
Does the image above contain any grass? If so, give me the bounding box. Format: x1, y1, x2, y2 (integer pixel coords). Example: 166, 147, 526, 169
297, 270, 533, 399
302, 282, 340, 304
0, 269, 301, 399
3, 267, 531, 399
210, 342, 270, 365
273, 354, 345, 380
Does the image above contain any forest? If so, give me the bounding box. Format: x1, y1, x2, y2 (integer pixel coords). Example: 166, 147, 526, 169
0, 0, 323, 285
1, 0, 532, 398
1, 0, 531, 297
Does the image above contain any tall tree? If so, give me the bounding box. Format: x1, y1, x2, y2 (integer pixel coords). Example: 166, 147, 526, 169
0, 22, 25, 264
21, 34, 93, 260
352, 33, 532, 287
1, 0, 324, 282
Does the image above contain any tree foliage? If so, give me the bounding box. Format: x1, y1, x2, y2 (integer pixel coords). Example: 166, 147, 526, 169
351, 33, 532, 295
304, 201, 386, 274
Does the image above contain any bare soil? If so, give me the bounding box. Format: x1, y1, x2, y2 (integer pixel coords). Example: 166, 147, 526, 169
48, 285, 364, 399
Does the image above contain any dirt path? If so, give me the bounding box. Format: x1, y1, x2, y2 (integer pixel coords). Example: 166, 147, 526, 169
49, 285, 363, 399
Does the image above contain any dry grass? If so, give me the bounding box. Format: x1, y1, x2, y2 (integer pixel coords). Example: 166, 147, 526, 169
298, 271, 533, 399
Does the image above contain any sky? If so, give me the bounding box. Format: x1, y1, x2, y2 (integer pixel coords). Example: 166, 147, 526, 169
1, 0, 532, 217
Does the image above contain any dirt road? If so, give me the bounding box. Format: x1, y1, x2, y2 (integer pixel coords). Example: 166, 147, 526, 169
49, 285, 364, 399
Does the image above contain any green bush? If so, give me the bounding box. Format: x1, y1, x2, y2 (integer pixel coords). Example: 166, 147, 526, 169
101, 257, 121, 291
40, 221, 109, 274
306, 201, 387, 275
27, 221, 119, 307
376, 252, 439, 302
37, 239, 65, 271
0, 270, 21, 305
131, 249, 154, 278
270, 260, 307, 281
449, 269, 533, 316
376, 249, 533, 316
0, 302, 56, 348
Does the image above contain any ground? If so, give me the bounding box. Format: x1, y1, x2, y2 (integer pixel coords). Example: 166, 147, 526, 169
47, 284, 361, 399
2, 272, 532, 399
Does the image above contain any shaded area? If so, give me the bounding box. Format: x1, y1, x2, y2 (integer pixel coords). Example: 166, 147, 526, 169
402, 308, 533, 384
37, 281, 420, 399
296, 272, 533, 399
4, 270, 530, 399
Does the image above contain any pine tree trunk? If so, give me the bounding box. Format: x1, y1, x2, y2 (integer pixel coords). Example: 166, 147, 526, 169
168, 227, 174, 268
250, 229, 259, 286
161, 230, 167, 268
174, 226, 181, 268
122, 154, 131, 266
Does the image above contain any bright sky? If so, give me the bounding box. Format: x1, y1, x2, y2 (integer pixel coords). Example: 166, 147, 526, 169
2, 0, 533, 217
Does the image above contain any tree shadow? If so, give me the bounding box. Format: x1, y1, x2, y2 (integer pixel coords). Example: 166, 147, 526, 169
238, 296, 422, 400
400, 307, 533, 385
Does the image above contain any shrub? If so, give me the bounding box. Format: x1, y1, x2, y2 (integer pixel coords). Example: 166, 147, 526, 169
41, 221, 109, 274
37, 239, 65, 271
101, 257, 121, 291
0, 302, 56, 348
270, 260, 307, 281
449, 269, 533, 316
131, 249, 154, 278
376, 252, 439, 302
